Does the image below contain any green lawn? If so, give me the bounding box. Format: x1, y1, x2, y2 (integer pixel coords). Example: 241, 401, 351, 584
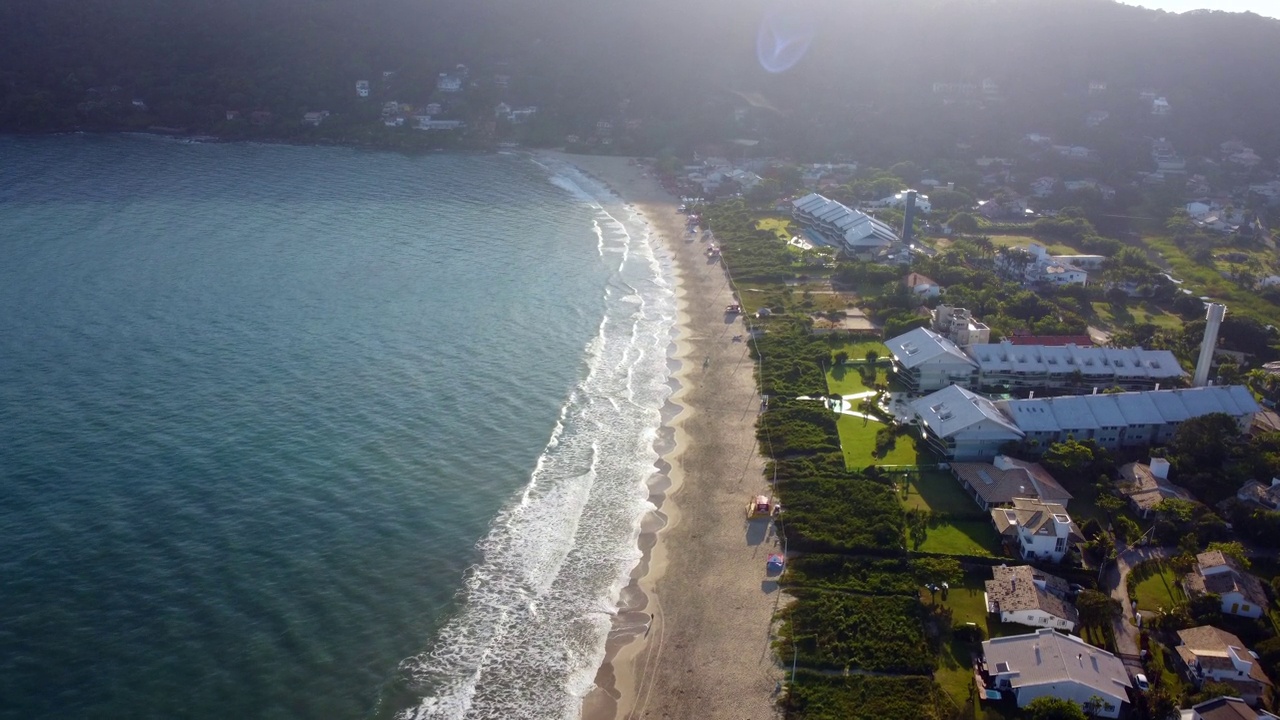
1090, 300, 1184, 331
826, 362, 886, 396
756, 216, 792, 240
901, 470, 980, 514
835, 414, 920, 469
1143, 234, 1280, 328
830, 340, 890, 364
915, 520, 1000, 557
1132, 561, 1186, 614
986, 234, 1082, 256
926, 575, 1019, 720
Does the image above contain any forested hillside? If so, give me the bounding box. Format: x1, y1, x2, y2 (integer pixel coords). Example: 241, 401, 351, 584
2, 0, 1278, 159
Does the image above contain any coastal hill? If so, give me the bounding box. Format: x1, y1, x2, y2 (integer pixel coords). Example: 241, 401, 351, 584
2, 0, 1279, 159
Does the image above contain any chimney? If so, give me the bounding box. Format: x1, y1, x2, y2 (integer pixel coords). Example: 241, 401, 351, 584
902, 191, 917, 244
1149, 458, 1171, 480
1029, 391, 1035, 399
1193, 303, 1227, 387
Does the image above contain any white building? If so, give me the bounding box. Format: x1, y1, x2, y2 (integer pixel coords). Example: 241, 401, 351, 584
998, 243, 1089, 287
932, 305, 991, 346
1176, 626, 1273, 706
886, 327, 978, 393
985, 565, 1078, 632
1183, 551, 1268, 619
982, 628, 1131, 718
992, 498, 1083, 563
436, 73, 463, 92
879, 190, 932, 213
905, 272, 942, 298
356, 80, 370, 98
791, 193, 899, 254
885, 329, 1185, 394
301, 111, 329, 126
1153, 97, 1172, 115
912, 385, 1260, 461
1118, 459, 1194, 518
911, 385, 1024, 460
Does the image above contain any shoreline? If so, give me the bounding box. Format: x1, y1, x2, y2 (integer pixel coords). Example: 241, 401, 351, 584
548, 152, 783, 720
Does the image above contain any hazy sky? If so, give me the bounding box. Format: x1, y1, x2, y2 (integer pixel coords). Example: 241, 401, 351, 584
1118, 0, 1280, 19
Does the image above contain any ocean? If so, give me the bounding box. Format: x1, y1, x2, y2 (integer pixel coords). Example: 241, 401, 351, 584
0, 136, 676, 719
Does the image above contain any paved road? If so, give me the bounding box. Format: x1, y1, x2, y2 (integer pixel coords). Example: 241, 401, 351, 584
1101, 544, 1175, 667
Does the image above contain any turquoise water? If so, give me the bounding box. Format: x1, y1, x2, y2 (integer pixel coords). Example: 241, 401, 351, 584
0, 136, 675, 719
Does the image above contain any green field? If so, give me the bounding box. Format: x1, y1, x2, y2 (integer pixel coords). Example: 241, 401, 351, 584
1090, 300, 1184, 331
1143, 234, 1280, 328
834, 414, 920, 469
986, 234, 1082, 256
900, 470, 980, 514
826, 362, 887, 396
915, 520, 1001, 557
1131, 561, 1186, 614
756, 216, 792, 240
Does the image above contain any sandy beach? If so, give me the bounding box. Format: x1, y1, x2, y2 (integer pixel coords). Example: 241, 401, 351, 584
550, 152, 784, 720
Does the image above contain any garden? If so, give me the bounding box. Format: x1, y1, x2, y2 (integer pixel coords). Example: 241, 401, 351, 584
1128, 560, 1187, 615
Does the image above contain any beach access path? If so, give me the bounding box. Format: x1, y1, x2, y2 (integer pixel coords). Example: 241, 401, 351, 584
561, 153, 784, 720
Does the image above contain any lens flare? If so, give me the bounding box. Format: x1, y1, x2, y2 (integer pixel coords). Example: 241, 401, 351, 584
756, 9, 816, 74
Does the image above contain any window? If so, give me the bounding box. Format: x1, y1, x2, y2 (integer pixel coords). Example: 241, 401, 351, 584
1055, 538, 1066, 552
1242, 605, 1251, 612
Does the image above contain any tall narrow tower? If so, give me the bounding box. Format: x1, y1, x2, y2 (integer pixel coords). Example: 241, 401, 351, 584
902, 191, 917, 244
1193, 303, 1227, 387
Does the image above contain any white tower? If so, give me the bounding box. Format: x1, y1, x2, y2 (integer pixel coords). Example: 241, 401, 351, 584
1193, 303, 1226, 387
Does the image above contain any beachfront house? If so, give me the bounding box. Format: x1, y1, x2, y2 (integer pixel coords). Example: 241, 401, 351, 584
886, 327, 978, 393
910, 385, 1024, 461
1182, 551, 1268, 619
948, 455, 1072, 511
985, 565, 1079, 632
992, 498, 1083, 563
980, 628, 1131, 718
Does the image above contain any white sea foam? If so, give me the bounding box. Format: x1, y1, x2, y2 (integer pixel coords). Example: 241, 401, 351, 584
397, 159, 676, 720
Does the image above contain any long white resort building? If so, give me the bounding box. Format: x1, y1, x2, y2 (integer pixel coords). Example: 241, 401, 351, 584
886, 327, 1186, 393
911, 384, 1260, 460
791, 192, 899, 253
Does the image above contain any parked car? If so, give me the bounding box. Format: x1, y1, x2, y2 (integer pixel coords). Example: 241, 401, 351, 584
1133, 673, 1149, 692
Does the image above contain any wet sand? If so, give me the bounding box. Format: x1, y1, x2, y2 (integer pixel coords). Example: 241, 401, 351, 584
549, 153, 784, 720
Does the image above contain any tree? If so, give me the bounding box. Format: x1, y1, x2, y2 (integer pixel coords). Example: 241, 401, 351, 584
1075, 589, 1121, 628
1188, 681, 1239, 706
833, 350, 849, 365
1025, 695, 1087, 720
865, 349, 879, 365
910, 556, 962, 588
1115, 516, 1142, 545
1145, 687, 1180, 720
1206, 540, 1250, 569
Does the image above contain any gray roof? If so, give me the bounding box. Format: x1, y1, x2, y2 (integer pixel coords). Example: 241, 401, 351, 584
991, 498, 1084, 543
951, 457, 1073, 506
986, 565, 1079, 625
886, 327, 978, 370
983, 628, 1131, 698
911, 385, 1023, 441
997, 386, 1260, 433
792, 192, 899, 248
965, 343, 1185, 381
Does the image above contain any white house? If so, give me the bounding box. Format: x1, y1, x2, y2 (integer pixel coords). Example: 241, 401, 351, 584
1030, 177, 1057, 198
356, 80, 370, 98
1183, 551, 1268, 619
992, 498, 1083, 563
1180, 696, 1280, 720
437, 73, 463, 92
905, 272, 942, 298
911, 384, 1024, 460
1187, 201, 1214, 219
982, 628, 1131, 718
886, 327, 978, 393
301, 111, 329, 126
932, 305, 991, 346
880, 190, 932, 213
1153, 97, 1172, 115
1176, 626, 1273, 706
985, 565, 1078, 632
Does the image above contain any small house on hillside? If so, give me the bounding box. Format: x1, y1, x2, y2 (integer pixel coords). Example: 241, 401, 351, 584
1183, 551, 1267, 619
1180, 696, 1280, 719
984, 565, 1078, 632
1237, 478, 1280, 510
906, 272, 943, 298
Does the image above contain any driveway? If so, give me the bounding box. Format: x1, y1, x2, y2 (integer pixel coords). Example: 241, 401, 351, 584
1101, 544, 1175, 666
